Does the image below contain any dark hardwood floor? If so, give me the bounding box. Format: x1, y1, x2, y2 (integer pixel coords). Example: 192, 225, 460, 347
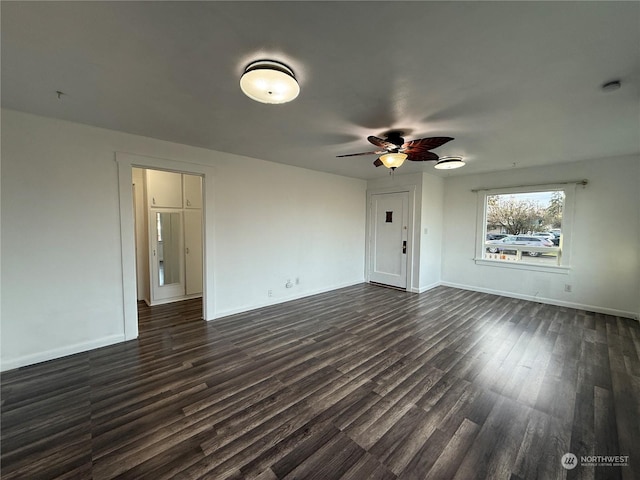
2, 285, 639, 479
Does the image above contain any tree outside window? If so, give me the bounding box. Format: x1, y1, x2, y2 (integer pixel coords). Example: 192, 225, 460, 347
483, 190, 565, 266
487, 191, 564, 235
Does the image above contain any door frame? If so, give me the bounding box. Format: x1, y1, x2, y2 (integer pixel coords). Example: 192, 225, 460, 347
116, 152, 215, 341
366, 185, 417, 291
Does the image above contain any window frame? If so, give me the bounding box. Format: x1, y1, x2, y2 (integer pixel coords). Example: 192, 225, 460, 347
474, 183, 576, 274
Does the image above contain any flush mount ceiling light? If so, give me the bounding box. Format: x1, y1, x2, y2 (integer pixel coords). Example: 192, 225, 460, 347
240, 60, 300, 104
434, 156, 466, 170
379, 152, 408, 170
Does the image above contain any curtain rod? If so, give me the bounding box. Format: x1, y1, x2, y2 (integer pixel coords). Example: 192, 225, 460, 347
471, 179, 588, 193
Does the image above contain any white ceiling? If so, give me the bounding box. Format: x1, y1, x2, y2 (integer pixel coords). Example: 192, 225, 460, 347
2, 1, 639, 180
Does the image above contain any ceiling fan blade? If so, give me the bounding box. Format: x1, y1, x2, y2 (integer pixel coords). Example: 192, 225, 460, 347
402, 137, 454, 152
336, 150, 385, 157
407, 151, 439, 162
342, 134, 453, 167
368, 136, 399, 150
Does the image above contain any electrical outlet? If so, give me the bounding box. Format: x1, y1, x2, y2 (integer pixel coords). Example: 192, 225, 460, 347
268, 289, 273, 297
564, 284, 572, 293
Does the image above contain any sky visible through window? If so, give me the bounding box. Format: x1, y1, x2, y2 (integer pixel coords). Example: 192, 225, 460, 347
503, 191, 554, 205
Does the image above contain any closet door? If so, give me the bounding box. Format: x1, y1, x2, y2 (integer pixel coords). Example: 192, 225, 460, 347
150, 210, 185, 301
184, 209, 203, 295
183, 174, 203, 209
147, 170, 183, 208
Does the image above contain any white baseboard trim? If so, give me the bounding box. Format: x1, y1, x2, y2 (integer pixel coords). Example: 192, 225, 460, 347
1, 334, 126, 372
212, 280, 364, 320
440, 281, 639, 320
410, 282, 442, 294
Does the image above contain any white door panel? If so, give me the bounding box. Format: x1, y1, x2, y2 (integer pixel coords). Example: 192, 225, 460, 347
150, 210, 185, 301
184, 209, 203, 295
369, 192, 408, 288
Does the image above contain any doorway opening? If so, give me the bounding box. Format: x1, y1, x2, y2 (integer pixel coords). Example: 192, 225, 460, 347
132, 167, 204, 309
117, 152, 214, 342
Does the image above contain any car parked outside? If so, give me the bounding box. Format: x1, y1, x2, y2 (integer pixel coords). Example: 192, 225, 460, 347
533, 232, 560, 246
486, 235, 554, 256
486, 233, 508, 241
532, 232, 555, 239
550, 230, 561, 246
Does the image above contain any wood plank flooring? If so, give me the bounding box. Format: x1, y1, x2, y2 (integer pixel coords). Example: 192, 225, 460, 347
2, 284, 639, 479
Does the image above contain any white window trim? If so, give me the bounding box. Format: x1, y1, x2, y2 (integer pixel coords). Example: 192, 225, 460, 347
474, 183, 576, 273
474, 259, 571, 274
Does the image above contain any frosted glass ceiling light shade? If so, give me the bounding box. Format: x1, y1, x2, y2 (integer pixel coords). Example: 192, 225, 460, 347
379, 152, 407, 169
240, 60, 300, 104
434, 156, 465, 170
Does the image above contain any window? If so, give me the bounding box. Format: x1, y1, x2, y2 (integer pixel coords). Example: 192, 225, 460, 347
475, 184, 575, 272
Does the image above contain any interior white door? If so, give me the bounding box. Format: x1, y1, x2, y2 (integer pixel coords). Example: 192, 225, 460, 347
369, 192, 409, 288
150, 210, 185, 301
184, 209, 203, 295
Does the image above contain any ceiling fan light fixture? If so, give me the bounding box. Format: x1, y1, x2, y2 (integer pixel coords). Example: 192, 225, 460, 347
434, 156, 465, 170
240, 60, 300, 104
379, 152, 407, 169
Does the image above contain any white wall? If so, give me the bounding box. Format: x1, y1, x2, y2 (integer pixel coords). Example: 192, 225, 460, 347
419, 173, 444, 291
1, 109, 367, 370
441, 155, 640, 319
212, 155, 366, 316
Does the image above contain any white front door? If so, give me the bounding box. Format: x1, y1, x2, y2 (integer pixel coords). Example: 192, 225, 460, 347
369, 192, 409, 288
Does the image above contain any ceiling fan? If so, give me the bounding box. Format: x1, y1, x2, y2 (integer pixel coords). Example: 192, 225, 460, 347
337, 131, 461, 170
